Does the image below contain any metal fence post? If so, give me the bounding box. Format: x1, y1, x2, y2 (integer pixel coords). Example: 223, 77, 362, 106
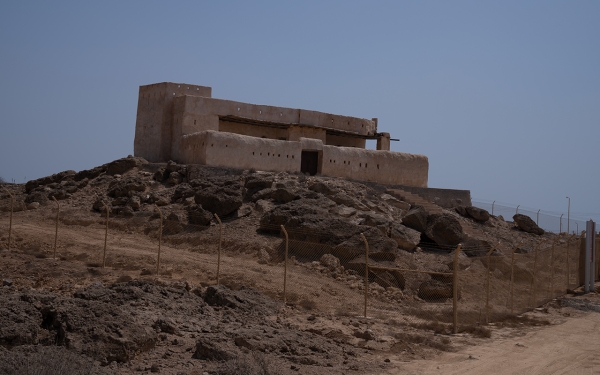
155, 205, 163, 276
52, 197, 59, 260
360, 233, 369, 318
214, 214, 222, 284
280, 225, 288, 304
550, 235, 561, 298
3, 188, 13, 251
453, 244, 462, 334
566, 234, 575, 290
485, 242, 500, 324
101, 201, 109, 268
530, 239, 545, 307
510, 241, 523, 315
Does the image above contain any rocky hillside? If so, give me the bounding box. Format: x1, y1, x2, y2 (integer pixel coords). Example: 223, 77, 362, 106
0, 156, 564, 374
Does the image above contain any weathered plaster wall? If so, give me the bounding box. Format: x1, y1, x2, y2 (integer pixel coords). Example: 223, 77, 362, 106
135, 83, 211, 162
287, 125, 327, 143
136, 82, 429, 188
177, 95, 376, 137
326, 134, 366, 148
182, 131, 302, 173
219, 121, 288, 140
321, 146, 428, 187
180, 131, 427, 186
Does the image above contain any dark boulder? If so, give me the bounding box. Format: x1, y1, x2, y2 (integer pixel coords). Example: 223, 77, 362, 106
425, 213, 464, 248
186, 204, 213, 226
105, 157, 146, 176
92, 197, 111, 213
25, 191, 49, 205
466, 206, 490, 222
513, 214, 545, 235
455, 206, 468, 217
107, 177, 146, 198
194, 185, 243, 217
48, 189, 69, 201
167, 171, 183, 185
402, 206, 429, 233
73, 166, 106, 182
271, 187, 298, 203
171, 183, 195, 202
244, 176, 274, 190
390, 224, 421, 251
359, 211, 390, 227
308, 181, 335, 196
153, 168, 166, 182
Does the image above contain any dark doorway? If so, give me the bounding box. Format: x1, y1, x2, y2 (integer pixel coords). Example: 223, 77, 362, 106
301, 151, 319, 175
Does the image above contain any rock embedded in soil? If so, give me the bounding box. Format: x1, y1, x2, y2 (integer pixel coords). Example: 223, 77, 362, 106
194, 185, 243, 217
401, 206, 429, 233
390, 224, 421, 251
513, 213, 545, 235
465, 206, 490, 222
425, 213, 464, 248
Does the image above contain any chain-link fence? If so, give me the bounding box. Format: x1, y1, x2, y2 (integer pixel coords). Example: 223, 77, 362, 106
472, 199, 588, 235
0, 191, 591, 335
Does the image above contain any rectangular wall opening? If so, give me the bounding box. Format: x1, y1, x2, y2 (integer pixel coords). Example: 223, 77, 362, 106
301, 151, 319, 176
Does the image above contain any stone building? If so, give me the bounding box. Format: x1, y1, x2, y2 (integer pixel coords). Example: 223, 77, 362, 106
134, 82, 428, 187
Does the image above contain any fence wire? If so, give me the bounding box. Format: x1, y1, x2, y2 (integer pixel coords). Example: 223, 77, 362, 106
473, 199, 588, 235
0, 193, 592, 336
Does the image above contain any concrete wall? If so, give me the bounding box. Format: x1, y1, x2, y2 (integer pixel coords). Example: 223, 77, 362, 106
326, 134, 366, 148
174, 94, 376, 137
320, 145, 428, 187
219, 120, 288, 140
135, 83, 211, 162
135, 82, 429, 188
288, 125, 327, 143
180, 131, 428, 187
182, 131, 302, 173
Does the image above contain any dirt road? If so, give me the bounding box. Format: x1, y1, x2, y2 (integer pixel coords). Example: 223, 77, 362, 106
392, 309, 600, 375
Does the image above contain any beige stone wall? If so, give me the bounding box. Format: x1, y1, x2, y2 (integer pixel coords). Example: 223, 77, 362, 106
321, 146, 428, 187
181, 132, 428, 187
177, 95, 376, 137
287, 125, 327, 143
325, 134, 366, 148
219, 120, 288, 140
135, 83, 211, 162
135, 82, 429, 188
182, 131, 302, 173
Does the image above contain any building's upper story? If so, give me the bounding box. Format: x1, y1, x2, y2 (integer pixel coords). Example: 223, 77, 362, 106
134, 82, 392, 163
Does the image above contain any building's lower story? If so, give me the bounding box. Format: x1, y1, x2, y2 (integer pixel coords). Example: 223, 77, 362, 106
181, 130, 428, 187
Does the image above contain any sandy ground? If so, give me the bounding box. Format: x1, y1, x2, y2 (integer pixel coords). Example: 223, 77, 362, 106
392, 303, 600, 375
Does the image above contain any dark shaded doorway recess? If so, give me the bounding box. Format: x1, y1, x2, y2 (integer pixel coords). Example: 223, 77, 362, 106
300, 151, 319, 175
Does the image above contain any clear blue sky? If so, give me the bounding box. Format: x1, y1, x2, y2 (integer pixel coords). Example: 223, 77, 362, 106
1, 1, 599, 222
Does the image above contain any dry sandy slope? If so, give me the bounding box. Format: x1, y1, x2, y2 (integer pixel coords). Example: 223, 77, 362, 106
391, 306, 600, 375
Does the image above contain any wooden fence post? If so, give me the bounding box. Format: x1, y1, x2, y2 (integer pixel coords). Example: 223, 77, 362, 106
453, 244, 462, 334
4, 188, 13, 251
281, 225, 288, 304
101, 201, 109, 268
52, 197, 60, 260
360, 233, 369, 318
509, 241, 523, 315
214, 214, 222, 284
155, 205, 163, 276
